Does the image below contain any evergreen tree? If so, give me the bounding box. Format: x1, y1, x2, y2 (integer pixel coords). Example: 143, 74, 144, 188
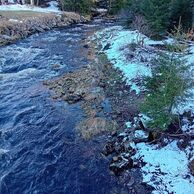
169, 0, 192, 30
140, 0, 171, 35
140, 54, 191, 130
61, 0, 93, 15
108, 0, 128, 14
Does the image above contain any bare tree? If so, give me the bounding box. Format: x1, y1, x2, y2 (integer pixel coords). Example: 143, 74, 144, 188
30, 0, 35, 6
108, 0, 112, 12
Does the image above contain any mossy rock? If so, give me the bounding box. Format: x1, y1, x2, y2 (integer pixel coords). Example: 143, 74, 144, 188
77, 117, 118, 139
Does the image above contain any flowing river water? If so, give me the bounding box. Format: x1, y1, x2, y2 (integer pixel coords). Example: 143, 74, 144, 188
0, 21, 127, 194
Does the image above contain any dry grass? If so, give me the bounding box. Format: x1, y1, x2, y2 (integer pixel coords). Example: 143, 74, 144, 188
0, 10, 52, 20
0, 10, 84, 46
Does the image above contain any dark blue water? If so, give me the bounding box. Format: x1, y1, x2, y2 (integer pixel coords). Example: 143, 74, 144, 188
0, 22, 124, 194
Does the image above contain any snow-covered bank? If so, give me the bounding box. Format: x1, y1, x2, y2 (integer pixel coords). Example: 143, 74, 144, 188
95, 26, 152, 94
95, 26, 194, 112
95, 26, 194, 194
0, 1, 60, 13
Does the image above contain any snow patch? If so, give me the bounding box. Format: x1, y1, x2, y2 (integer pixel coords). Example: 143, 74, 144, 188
126, 121, 132, 128
134, 130, 148, 139
95, 26, 152, 94
8, 19, 19, 22
0, 1, 60, 13
134, 141, 194, 194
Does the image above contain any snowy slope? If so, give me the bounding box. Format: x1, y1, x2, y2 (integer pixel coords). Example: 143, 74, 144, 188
0, 1, 60, 13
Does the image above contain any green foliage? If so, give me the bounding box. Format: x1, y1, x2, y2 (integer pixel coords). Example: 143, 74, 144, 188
169, 0, 192, 30
108, 0, 129, 15
61, 0, 93, 15
139, 0, 170, 35
165, 43, 188, 53
127, 0, 192, 36
140, 54, 190, 130
165, 20, 190, 53
168, 19, 192, 42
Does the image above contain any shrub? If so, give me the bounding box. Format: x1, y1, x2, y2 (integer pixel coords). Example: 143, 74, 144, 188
140, 53, 191, 130
130, 15, 151, 36
164, 43, 188, 53
168, 18, 190, 41
165, 19, 191, 53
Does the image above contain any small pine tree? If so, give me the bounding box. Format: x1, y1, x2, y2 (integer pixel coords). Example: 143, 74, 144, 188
140, 53, 191, 130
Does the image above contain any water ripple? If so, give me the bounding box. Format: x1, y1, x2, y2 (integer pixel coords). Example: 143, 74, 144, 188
0, 23, 123, 194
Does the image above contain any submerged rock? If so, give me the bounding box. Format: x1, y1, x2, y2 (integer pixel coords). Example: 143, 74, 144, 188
109, 155, 133, 176
77, 117, 118, 139
189, 159, 194, 176
102, 141, 115, 156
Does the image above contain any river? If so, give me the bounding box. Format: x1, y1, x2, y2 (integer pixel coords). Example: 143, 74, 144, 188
0, 21, 127, 194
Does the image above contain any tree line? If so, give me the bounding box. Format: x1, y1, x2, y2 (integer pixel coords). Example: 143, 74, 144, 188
1, 0, 194, 32
59, 0, 194, 34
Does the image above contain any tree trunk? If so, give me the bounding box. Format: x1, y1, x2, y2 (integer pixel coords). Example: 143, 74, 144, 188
108, 0, 112, 13
36, 0, 39, 6
30, 0, 34, 6
192, 0, 194, 29
59, 0, 64, 11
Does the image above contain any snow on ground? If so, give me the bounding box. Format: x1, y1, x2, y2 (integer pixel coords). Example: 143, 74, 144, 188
135, 141, 194, 194
171, 44, 194, 115
95, 26, 194, 101
95, 26, 194, 194
95, 25, 194, 112
95, 26, 154, 94
0, 1, 60, 13
47, 1, 60, 12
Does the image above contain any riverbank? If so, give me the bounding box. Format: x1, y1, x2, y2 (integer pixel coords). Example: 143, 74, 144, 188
44, 25, 194, 194
0, 11, 88, 46
94, 26, 194, 194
